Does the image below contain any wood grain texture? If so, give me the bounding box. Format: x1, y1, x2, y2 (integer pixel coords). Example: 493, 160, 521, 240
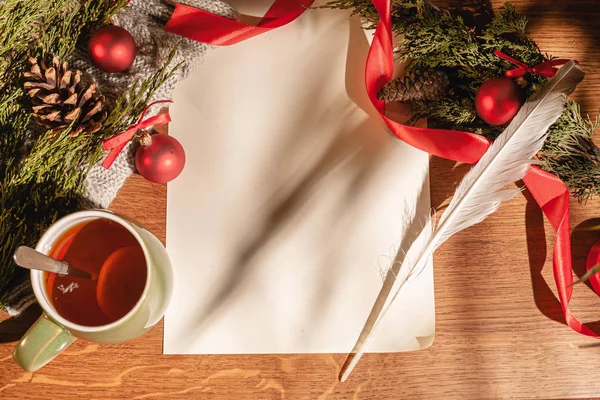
3, 1, 600, 398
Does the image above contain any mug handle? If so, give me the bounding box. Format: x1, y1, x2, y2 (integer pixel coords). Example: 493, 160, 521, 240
13, 314, 76, 372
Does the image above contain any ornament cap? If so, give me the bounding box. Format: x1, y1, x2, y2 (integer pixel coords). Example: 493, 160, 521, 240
139, 132, 153, 147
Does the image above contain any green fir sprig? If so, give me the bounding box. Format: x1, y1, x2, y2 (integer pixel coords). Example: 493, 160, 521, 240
322, 0, 600, 202
0, 0, 179, 306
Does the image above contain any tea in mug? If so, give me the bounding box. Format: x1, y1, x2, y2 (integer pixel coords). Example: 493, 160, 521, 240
44, 218, 147, 326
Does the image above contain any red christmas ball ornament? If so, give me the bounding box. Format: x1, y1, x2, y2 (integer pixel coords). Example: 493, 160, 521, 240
475, 77, 523, 126
88, 25, 137, 73
135, 133, 186, 184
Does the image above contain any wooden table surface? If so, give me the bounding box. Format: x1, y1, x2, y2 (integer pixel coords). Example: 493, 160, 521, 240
3, 1, 600, 399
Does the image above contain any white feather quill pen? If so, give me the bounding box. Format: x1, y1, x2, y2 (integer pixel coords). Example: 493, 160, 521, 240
340, 61, 584, 382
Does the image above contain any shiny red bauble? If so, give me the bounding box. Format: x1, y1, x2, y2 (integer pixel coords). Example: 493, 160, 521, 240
135, 134, 186, 184
475, 77, 523, 126
88, 25, 137, 73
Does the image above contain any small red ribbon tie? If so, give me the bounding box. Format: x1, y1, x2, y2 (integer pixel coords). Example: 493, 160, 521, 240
494, 50, 574, 78
101, 100, 173, 169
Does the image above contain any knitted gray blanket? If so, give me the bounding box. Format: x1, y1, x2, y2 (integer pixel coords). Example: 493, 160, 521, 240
1, 0, 236, 319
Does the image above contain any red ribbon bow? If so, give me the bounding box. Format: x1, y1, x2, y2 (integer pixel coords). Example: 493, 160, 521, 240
163, 0, 600, 339
101, 100, 173, 169
494, 50, 573, 78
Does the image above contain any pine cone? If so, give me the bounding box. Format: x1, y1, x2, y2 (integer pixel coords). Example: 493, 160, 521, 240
23, 56, 107, 137
378, 70, 450, 103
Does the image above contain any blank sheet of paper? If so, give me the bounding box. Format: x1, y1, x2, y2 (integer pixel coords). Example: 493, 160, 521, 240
163, 2, 435, 354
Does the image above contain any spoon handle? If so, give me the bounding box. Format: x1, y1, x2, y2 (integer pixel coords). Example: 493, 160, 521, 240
13, 246, 91, 279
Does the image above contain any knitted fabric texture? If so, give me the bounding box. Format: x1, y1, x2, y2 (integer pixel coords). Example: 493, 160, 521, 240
2, 0, 237, 318
81, 0, 237, 209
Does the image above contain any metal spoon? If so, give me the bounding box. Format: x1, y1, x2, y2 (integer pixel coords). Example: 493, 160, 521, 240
13, 246, 93, 280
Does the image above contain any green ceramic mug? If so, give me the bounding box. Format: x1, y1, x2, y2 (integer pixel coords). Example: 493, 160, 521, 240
13, 210, 174, 372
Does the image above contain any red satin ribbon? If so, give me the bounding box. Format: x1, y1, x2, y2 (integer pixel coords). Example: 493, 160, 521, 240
102, 100, 172, 169
369, 0, 598, 337
586, 240, 600, 296
494, 50, 573, 78
164, 0, 314, 46
163, 0, 598, 338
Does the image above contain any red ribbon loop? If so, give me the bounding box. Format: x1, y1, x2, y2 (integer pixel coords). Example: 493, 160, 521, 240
164, 0, 314, 46
101, 100, 173, 169
494, 50, 573, 78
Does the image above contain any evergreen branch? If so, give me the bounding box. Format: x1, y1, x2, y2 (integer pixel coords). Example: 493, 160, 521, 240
541, 101, 600, 202
324, 0, 600, 202
0, 0, 178, 305
0, 57, 179, 305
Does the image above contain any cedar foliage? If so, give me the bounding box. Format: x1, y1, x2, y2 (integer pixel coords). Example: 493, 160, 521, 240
0, 0, 178, 306
323, 0, 600, 201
